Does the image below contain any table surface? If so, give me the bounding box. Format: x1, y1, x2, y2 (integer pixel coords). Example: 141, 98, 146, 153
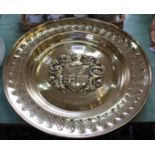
0, 14, 155, 124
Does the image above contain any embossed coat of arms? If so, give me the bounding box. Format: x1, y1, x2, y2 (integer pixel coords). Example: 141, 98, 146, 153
49, 54, 104, 95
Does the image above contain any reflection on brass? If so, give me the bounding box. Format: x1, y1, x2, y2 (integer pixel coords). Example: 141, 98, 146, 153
49, 54, 104, 95
3, 18, 152, 138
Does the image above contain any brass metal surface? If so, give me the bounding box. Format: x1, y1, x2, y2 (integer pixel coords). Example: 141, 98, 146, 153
3, 18, 152, 138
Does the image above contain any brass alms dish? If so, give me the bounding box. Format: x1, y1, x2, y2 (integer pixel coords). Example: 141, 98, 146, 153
3, 18, 152, 138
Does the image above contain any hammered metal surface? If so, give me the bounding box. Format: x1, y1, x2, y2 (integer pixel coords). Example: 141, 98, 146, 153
3, 18, 152, 138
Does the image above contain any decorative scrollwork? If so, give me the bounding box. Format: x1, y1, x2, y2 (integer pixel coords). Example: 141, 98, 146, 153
49, 54, 104, 95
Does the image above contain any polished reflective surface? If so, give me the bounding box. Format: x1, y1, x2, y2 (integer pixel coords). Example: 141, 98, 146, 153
25, 32, 130, 118
4, 18, 152, 138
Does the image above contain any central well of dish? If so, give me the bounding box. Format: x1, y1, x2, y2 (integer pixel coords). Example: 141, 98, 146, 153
26, 32, 130, 115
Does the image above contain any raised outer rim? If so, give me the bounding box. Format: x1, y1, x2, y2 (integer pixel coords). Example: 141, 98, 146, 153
3, 18, 152, 138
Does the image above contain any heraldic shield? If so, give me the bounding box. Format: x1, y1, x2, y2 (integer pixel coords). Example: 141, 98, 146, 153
49, 54, 104, 95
